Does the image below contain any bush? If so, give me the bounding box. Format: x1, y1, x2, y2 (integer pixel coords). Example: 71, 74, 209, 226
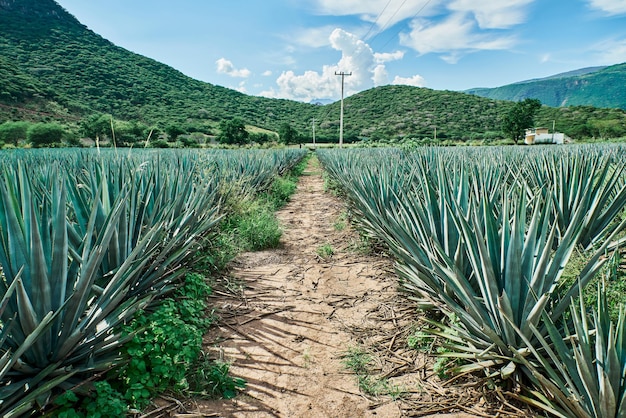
0, 121, 30, 146
27, 122, 66, 147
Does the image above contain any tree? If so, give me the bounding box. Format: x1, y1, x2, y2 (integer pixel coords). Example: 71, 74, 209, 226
278, 123, 299, 145
218, 118, 249, 145
27, 123, 66, 147
0, 121, 30, 146
502, 98, 542, 144
79, 114, 113, 140
165, 124, 186, 142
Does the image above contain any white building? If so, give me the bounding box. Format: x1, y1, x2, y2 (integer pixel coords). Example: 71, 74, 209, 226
524, 127, 571, 145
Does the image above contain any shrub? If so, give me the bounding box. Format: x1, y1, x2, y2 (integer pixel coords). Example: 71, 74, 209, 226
27, 122, 66, 147
0, 121, 30, 146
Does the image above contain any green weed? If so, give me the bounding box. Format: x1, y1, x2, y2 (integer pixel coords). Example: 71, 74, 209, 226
341, 347, 405, 399
189, 353, 246, 399
53, 382, 128, 418
316, 243, 334, 259
333, 211, 347, 231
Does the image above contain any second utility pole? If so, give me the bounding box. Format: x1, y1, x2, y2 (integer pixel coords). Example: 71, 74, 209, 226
335, 71, 352, 148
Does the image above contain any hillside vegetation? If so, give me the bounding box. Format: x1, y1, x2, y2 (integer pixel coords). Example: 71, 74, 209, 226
1, 0, 626, 144
467, 63, 626, 110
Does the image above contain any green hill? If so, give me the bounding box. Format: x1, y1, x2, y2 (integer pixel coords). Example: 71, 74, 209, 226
0, 0, 315, 130
466, 64, 626, 110
1, 0, 625, 143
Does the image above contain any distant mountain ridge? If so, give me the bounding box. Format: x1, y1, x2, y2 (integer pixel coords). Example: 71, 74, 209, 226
466, 64, 626, 109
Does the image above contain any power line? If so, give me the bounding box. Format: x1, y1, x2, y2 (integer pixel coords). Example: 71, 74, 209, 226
376, 0, 433, 51
361, 0, 394, 41
372, 0, 409, 39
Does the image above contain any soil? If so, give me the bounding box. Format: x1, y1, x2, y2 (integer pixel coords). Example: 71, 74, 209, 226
171, 157, 529, 418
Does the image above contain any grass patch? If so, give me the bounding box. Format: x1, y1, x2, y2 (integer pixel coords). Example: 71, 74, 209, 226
316, 243, 334, 259
333, 211, 348, 231
559, 246, 626, 321
322, 171, 343, 196
341, 347, 405, 399
215, 153, 309, 253
188, 354, 246, 399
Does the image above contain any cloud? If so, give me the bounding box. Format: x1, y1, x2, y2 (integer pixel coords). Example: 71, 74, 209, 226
289, 25, 337, 48
313, 0, 532, 63
373, 65, 389, 85
399, 13, 518, 61
262, 70, 273, 76
262, 28, 419, 102
374, 50, 405, 63
236, 81, 248, 93
592, 38, 626, 64
448, 0, 535, 29
586, 0, 626, 15
215, 58, 252, 78
392, 74, 426, 87
313, 0, 438, 33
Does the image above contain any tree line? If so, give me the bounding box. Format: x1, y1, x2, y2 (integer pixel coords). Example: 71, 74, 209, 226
0, 115, 311, 148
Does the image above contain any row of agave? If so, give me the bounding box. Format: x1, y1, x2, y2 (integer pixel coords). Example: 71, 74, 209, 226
0, 148, 306, 416
318, 144, 626, 417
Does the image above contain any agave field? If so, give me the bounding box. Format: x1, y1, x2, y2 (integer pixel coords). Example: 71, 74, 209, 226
0, 148, 306, 416
318, 144, 626, 417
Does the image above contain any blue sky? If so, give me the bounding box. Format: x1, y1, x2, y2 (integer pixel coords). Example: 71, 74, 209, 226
54, 0, 626, 102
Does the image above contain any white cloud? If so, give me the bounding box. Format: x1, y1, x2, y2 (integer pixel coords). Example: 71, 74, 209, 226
262, 70, 273, 76
262, 29, 422, 102
592, 38, 626, 64
313, 0, 438, 33
374, 50, 405, 63
399, 13, 518, 61
215, 58, 252, 78
587, 0, 626, 15
448, 0, 535, 29
289, 25, 337, 48
314, 0, 532, 63
392, 74, 426, 87
236, 81, 247, 93
373, 64, 389, 85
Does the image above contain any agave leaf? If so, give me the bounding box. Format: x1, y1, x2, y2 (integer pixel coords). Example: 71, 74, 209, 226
1, 364, 76, 418
599, 369, 617, 418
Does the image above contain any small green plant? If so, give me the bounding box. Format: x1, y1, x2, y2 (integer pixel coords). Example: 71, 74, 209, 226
342, 347, 371, 375
322, 172, 343, 195
433, 348, 455, 379
220, 186, 283, 252
333, 211, 348, 231
53, 382, 128, 418
265, 175, 297, 209
116, 302, 203, 408
407, 330, 433, 350
111, 274, 214, 410
341, 347, 405, 398
234, 206, 282, 250
316, 243, 334, 259
189, 353, 246, 399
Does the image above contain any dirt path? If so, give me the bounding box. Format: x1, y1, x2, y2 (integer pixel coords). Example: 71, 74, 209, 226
192, 157, 490, 418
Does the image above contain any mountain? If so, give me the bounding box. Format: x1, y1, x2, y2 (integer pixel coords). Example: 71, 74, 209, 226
466, 64, 626, 110
0, 0, 316, 130
1, 0, 625, 142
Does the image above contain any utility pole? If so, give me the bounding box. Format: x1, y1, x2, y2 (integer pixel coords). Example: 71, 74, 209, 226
335, 71, 352, 148
311, 118, 316, 149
